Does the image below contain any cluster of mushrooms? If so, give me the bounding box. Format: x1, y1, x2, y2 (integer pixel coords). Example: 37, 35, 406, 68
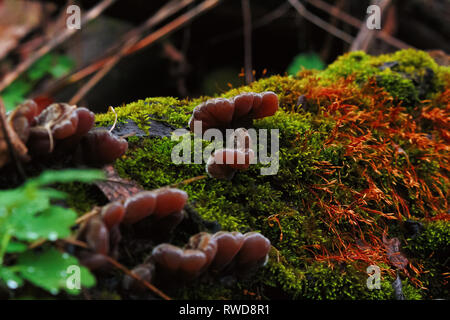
124, 231, 271, 291
75, 186, 271, 293
76, 188, 188, 270
188, 91, 279, 179
1, 94, 276, 296
0, 100, 127, 168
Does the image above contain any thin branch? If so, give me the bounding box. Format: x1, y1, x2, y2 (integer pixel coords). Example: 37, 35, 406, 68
126, 0, 221, 55
68, 0, 195, 105
169, 175, 207, 188
62, 239, 171, 300
306, 0, 412, 50
0, 0, 117, 93
241, 0, 253, 84
103, 255, 171, 300
210, 2, 290, 45
69, 0, 221, 105
350, 0, 392, 52
287, 0, 354, 44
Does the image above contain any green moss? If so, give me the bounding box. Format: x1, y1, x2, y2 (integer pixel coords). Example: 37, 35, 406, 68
56, 182, 104, 215
91, 49, 448, 300
404, 221, 450, 299
320, 49, 449, 108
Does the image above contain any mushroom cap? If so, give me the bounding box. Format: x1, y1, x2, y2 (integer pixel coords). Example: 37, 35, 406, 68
186, 232, 218, 269
210, 231, 244, 270
122, 191, 157, 224
35, 103, 79, 140
179, 249, 208, 279
82, 129, 128, 165
189, 91, 279, 134
84, 217, 110, 255
7, 100, 38, 143
73, 107, 95, 138
252, 91, 279, 119
205, 157, 237, 180
153, 188, 188, 219
101, 202, 125, 229
152, 243, 184, 272
77, 251, 110, 270
235, 232, 271, 266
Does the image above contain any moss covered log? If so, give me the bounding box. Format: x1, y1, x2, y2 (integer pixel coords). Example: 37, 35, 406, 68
88, 49, 449, 300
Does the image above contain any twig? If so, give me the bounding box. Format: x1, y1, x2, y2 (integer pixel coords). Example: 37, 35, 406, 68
126, 0, 221, 55
287, 0, 354, 44
350, 0, 392, 52
210, 3, 290, 45
75, 206, 101, 225
306, 0, 411, 49
68, 0, 195, 105
241, 0, 253, 84
0, 0, 117, 93
46, 0, 221, 99
307, 0, 411, 49
103, 255, 171, 300
169, 175, 207, 188
63, 239, 171, 300
69, 0, 221, 105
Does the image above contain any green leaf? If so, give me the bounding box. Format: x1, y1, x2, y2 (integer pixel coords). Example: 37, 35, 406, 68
49, 55, 74, 78
28, 54, 53, 81
0, 266, 24, 289
27, 169, 105, 187
5, 241, 28, 253
287, 53, 325, 75
11, 206, 77, 242
1, 80, 32, 111
17, 248, 96, 295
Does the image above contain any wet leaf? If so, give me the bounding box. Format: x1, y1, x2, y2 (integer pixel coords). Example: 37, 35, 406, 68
16, 248, 96, 295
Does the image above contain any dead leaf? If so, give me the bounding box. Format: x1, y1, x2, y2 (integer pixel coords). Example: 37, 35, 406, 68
383, 234, 409, 269
95, 164, 143, 202
0, 0, 45, 60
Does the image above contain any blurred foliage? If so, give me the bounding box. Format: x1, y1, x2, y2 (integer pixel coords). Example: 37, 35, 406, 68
0, 169, 103, 296
287, 53, 325, 75
2, 53, 74, 111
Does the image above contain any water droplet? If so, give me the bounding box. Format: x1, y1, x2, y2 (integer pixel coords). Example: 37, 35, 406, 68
50, 288, 58, 295
7, 280, 18, 289
27, 267, 35, 273
62, 253, 69, 259
48, 232, 58, 241
27, 232, 38, 240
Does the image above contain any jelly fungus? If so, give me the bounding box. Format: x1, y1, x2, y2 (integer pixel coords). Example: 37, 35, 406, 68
189, 91, 279, 134
206, 128, 254, 180
210, 231, 244, 271
81, 129, 128, 165
101, 202, 125, 230
122, 191, 157, 225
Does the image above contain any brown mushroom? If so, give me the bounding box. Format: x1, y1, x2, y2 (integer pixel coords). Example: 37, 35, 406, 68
235, 232, 271, 270
122, 191, 157, 224
153, 188, 188, 220
101, 202, 125, 230
81, 129, 128, 165
206, 128, 254, 179
189, 91, 279, 134
84, 216, 110, 255
210, 231, 244, 271
185, 232, 218, 271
